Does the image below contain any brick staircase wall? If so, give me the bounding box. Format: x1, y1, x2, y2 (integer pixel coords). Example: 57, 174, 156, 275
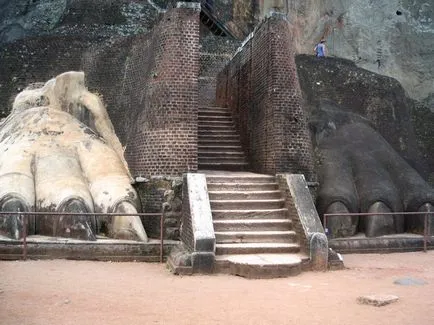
215, 13, 315, 180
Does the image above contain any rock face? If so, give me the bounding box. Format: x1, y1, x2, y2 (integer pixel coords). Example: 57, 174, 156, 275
0, 0, 162, 44
286, 0, 434, 109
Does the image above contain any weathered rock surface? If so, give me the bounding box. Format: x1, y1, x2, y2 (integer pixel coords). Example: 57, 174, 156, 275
287, 0, 434, 108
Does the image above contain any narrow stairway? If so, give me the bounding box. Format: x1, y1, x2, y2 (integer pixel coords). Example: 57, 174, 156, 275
198, 105, 307, 278
198, 106, 248, 171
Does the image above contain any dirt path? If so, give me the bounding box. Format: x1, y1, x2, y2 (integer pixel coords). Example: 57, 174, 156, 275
1, 252, 433, 325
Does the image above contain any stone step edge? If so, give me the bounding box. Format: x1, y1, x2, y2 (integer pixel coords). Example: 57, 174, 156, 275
213, 219, 291, 224
215, 242, 300, 248
211, 208, 288, 213
210, 199, 285, 203
214, 230, 295, 236
208, 190, 282, 195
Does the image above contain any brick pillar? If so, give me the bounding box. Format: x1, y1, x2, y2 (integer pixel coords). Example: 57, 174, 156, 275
268, 14, 315, 180
128, 2, 200, 177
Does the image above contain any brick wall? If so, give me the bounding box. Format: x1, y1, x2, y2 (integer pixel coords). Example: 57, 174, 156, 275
216, 14, 315, 180
122, 4, 200, 177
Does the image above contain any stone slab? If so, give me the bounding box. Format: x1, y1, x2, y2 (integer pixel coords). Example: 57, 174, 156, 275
357, 295, 399, 307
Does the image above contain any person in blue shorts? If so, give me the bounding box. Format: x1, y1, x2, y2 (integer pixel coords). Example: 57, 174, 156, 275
314, 40, 327, 58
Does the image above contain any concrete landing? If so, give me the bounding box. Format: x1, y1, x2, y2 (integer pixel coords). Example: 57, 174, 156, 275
215, 254, 308, 279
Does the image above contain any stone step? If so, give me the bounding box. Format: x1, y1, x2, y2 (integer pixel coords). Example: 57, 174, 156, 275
198, 109, 231, 116
214, 254, 304, 278
214, 230, 296, 243
199, 159, 248, 166
198, 127, 237, 133
199, 106, 229, 111
198, 119, 234, 126
207, 182, 279, 191
208, 190, 282, 200
198, 115, 233, 122
211, 208, 288, 220
199, 155, 247, 162
210, 198, 285, 210
198, 151, 245, 158
199, 134, 240, 140
198, 131, 238, 137
206, 174, 276, 184
213, 218, 292, 231
198, 162, 248, 171
198, 139, 241, 146
199, 124, 237, 130
198, 145, 243, 151
215, 242, 300, 255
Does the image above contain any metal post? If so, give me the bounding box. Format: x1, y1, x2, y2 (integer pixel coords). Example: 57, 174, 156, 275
22, 212, 27, 260
323, 214, 328, 237
160, 210, 164, 263
424, 214, 428, 253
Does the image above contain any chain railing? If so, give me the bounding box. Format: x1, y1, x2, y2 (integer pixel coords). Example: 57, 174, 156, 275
0, 210, 165, 262
324, 211, 433, 252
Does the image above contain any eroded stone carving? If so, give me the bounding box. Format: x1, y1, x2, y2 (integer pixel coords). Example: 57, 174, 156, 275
311, 103, 434, 238
0, 71, 147, 242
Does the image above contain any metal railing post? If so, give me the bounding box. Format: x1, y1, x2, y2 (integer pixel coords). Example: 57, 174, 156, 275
21, 210, 27, 260
160, 208, 165, 263
424, 213, 428, 253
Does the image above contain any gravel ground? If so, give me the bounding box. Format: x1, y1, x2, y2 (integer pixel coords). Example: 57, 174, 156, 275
1, 251, 433, 325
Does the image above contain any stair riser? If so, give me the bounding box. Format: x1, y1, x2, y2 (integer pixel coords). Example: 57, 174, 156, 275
207, 183, 278, 191
199, 135, 240, 141
227, 263, 302, 279
215, 233, 296, 243
199, 116, 233, 122
212, 210, 289, 220
215, 245, 300, 255
213, 222, 292, 232
199, 140, 241, 146
199, 124, 237, 129
209, 191, 282, 200
198, 148, 243, 153
210, 200, 284, 210
198, 130, 238, 135
199, 163, 248, 171
198, 120, 234, 126
206, 176, 276, 184
198, 152, 245, 158
199, 159, 247, 165
198, 111, 231, 117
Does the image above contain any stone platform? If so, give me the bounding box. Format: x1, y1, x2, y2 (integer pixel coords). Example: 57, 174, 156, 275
329, 233, 434, 254
0, 235, 178, 262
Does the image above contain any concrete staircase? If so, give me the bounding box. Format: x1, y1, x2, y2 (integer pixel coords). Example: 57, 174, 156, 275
197, 105, 307, 278
205, 172, 308, 278
198, 106, 249, 171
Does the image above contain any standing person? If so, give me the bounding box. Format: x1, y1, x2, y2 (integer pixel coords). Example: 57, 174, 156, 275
314, 40, 327, 58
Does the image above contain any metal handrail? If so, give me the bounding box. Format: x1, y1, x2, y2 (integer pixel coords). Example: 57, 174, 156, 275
323, 211, 434, 252
0, 210, 165, 262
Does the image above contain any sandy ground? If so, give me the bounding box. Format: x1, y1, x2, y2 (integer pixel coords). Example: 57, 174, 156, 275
1, 252, 433, 325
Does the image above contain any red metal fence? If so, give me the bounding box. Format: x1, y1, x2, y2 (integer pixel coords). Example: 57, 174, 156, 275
324, 211, 433, 252
0, 211, 165, 262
